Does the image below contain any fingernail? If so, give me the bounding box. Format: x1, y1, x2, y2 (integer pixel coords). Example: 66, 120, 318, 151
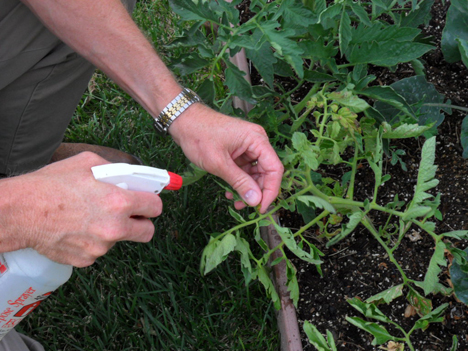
244, 190, 260, 206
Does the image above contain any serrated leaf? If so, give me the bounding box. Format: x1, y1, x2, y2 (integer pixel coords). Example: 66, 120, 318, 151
441, 230, 468, 239
169, 0, 219, 22
245, 30, 277, 88
422, 242, 447, 296
346, 40, 434, 67
407, 286, 432, 316
225, 62, 255, 104
400, 0, 434, 28
297, 195, 336, 214
382, 122, 430, 139
349, 2, 371, 26
366, 284, 404, 305
413, 303, 449, 331
202, 233, 238, 274
402, 206, 431, 221
345, 317, 394, 345
410, 136, 438, 205
339, 11, 352, 55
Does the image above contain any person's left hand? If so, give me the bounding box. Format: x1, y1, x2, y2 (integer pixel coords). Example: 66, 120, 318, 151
169, 103, 284, 214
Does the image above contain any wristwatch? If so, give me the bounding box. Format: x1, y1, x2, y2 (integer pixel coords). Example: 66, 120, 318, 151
153, 88, 202, 135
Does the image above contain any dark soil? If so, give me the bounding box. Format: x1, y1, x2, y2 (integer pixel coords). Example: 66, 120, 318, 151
277, 1, 468, 350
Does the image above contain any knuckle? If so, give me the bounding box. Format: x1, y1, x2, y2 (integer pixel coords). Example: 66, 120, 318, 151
106, 191, 132, 214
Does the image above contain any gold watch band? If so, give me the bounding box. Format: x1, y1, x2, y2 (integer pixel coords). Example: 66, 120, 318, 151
153, 88, 201, 135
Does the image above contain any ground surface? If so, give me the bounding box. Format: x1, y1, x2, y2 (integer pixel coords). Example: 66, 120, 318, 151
280, 1, 468, 350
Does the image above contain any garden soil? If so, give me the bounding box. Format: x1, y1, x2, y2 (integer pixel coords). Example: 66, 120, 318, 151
273, 1, 468, 350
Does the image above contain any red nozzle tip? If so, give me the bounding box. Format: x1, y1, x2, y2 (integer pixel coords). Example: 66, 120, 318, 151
166, 172, 183, 191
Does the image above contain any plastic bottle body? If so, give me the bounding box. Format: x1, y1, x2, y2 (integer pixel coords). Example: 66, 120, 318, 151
0, 249, 73, 340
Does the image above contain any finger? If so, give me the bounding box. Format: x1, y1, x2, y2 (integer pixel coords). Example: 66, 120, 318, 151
225, 191, 234, 200
124, 217, 156, 243
126, 190, 163, 218
219, 159, 262, 208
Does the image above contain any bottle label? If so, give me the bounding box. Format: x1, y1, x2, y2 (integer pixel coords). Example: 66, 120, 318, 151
0, 288, 52, 341
0, 255, 7, 276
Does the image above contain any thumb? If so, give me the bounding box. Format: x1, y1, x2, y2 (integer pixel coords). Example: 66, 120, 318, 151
221, 165, 262, 207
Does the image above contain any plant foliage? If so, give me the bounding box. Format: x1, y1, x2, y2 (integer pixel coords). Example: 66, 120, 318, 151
170, 0, 468, 349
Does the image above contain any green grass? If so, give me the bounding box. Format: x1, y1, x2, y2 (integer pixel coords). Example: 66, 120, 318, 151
18, 1, 279, 350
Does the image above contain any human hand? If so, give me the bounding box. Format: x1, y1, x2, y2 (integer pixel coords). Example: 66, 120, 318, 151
169, 104, 284, 213
0, 152, 162, 267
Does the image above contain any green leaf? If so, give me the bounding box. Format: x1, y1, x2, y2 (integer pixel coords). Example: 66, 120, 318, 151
422, 242, 447, 296
366, 284, 404, 305
326, 211, 363, 247
258, 265, 281, 310
303, 322, 337, 351
406, 286, 432, 316
413, 303, 449, 331
170, 53, 209, 75
346, 30, 434, 67
201, 233, 238, 274
349, 2, 371, 27
449, 247, 468, 305
399, 0, 434, 28
245, 30, 277, 88
451, 335, 459, 351
273, 0, 319, 29
273, 223, 322, 264
402, 206, 432, 221
359, 85, 415, 120
258, 20, 304, 57
297, 195, 336, 214
460, 115, 468, 158
441, 0, 468, 63
374, 76, 449, 128
381, 122, 430, 139
347, 298, 392, 324
235, 234, 254, 284
458, 38, 468, 69
410, 136, 438, 205
286, 260, 299, 307
181, 163, 207, 186
339, 11, 352, 56
169, 0, 219, 22
345, 317, 394, 346
228, 207, 245, 223
225, 61, 255, 104
441, 230, 468, 239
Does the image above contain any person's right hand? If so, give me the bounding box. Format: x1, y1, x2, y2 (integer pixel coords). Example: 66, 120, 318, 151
0, 152, 162, 267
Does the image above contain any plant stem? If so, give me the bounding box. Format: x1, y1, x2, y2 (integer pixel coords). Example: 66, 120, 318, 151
361, 216, 410, 285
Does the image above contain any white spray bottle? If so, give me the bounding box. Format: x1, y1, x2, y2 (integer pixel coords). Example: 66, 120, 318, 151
0, 163, 183, 340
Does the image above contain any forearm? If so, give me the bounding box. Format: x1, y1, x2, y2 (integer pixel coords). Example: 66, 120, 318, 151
20, 0, 181, 117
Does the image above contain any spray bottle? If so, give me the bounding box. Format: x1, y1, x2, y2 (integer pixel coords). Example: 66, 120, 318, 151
0, 163, 182, 340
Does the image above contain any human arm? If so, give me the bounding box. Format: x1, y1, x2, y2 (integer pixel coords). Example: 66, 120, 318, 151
19, 0, 284, 212
0, 152, 161, 267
